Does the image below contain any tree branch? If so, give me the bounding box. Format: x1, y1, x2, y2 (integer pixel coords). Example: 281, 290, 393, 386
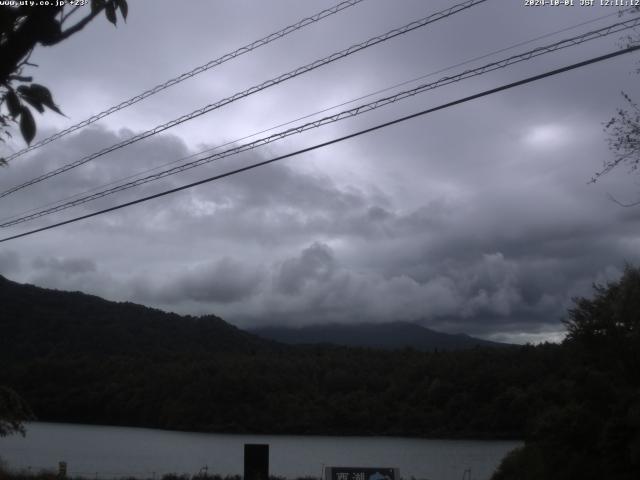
57, 6, 104, 42
606, 192, 640, 207
61, 5, 83, 24
591, 148, 640, 183
0, 8, 61, 83
7, 75, 32, 82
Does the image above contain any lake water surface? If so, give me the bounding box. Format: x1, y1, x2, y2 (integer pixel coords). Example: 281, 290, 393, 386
0, 423, 520, 480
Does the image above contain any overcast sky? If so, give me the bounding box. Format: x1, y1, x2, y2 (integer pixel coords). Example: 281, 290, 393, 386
1, 0, 640, 343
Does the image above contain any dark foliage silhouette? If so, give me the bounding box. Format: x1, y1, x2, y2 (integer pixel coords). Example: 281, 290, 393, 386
0, 1, 127, 158
492, 266, 640, 480
0, 385, 33, 437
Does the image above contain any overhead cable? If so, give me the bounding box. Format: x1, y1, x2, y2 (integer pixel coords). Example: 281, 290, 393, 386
2, 0, 367, 162
1, 8, 627, 226
3, 16, 639, 228
0, 0, 488, 198
1, 44, 638, 244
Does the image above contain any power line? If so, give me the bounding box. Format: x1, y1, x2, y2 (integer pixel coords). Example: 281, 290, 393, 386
0, 0, 488, 199
2, 0, 366, 163
3, 6, 626, 225
3, 15, 638, 228
1, 9, 625, 227
2, 45, 637, 244
1, 7, 628, 226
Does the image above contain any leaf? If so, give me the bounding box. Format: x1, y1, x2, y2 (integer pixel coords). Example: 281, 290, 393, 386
91, 0, 106, 13
115, 0, 128, 20
19, 106, 36, 145
105, 1, 117, 25
5, 90, 21, 118
19, 84, 62, 115
35, 14, 63, 46
21, 95, 45, 113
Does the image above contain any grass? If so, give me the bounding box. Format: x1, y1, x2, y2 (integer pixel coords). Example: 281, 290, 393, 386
0, 464, 320, 480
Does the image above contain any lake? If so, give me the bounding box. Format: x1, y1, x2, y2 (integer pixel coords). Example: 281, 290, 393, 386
0, 423, 521, 480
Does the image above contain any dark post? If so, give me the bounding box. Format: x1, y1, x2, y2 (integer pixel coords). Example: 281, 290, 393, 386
244, 444, 269, 480
57, 462, 67, 479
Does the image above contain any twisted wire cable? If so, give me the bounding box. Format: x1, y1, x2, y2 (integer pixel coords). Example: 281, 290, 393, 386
0, 0, 488, 198
3, 15, 638, 228
2, 0, 366, 163
2, 45, 639, 244
0, 7, 624, 225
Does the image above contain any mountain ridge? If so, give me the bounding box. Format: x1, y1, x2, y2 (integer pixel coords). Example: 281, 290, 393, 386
0, 274, 557, 440
1, 274, 508, 353
250, 321, 509, 351
0, 274, 274, 358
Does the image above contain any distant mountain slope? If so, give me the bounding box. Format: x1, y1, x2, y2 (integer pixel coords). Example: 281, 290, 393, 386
0, 274, 561, 440
0, 274, 272, 359
250, 321, 508, 351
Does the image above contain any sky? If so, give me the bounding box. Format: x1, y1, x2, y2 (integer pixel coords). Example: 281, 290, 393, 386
1, 0, 640, 344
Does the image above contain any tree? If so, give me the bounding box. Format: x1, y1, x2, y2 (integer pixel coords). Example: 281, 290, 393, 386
564, 265, 640, 384
592, 9, 640, 197
491, 266, 640, 480
0, 0, 128, 162
597, 93, 640, 186
593, 92, 640, 205
564, 265, 640, 344
0, 386, 33, 437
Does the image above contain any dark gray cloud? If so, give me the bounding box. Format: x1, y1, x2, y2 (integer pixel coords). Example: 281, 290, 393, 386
3, 118, 639, 343
25, 254, 118, 296
0, 250, 20, 276
135, 257, 264, 305
1, 1, 639, 343
32, 257, 97, 275
276, 243, 336, 294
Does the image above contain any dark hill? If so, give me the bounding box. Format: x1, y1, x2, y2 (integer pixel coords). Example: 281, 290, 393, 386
0, 274, 272, 359
250, 321, 507, 351
0, 274, 569, 440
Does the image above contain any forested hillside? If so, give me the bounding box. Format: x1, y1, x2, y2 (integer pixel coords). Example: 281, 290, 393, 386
0, 275, 272, 357
1, 269, 639, 479
0, 274, 541, 438
492, 267, 640, 480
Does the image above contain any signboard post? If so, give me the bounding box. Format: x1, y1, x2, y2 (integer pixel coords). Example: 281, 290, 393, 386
325, 467, 399, 480
57, 462, 67, 479
244, 444, 269, 480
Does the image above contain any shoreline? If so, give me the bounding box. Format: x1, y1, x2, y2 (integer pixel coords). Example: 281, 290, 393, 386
19, 420, 523, 443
